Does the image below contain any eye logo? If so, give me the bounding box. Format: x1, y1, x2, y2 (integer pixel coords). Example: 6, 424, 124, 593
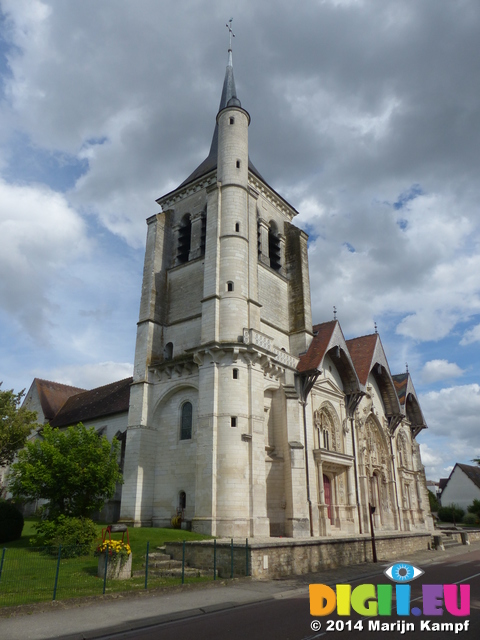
384, 562, 424, 583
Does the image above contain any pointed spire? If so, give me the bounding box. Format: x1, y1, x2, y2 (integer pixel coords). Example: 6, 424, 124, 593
177, 21, 262, 189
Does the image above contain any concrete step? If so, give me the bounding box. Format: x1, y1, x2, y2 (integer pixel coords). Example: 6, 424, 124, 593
148, 552, 173, 561
134, 567, 212, 578
144, 559, 183, 569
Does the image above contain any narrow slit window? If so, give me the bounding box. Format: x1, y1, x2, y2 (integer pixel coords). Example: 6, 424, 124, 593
231, 417, 237, 427
229, 117, 235, 125
227, 281, 234, 292
235, 222, 240, 232
233, 368, 239, 379
236, 160, 241, 168
180, 402, 193, 440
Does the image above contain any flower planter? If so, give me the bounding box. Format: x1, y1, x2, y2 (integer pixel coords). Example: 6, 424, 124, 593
97, 552, 132, 580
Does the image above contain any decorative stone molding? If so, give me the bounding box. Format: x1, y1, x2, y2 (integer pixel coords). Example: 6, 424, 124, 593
157, 173, 217, 209
248, 174, 298, 221
150, 358, 197, 382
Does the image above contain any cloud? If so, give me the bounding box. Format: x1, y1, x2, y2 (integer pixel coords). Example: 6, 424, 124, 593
420, 384, 480, 442
41, 361, 133, 390
0, 179, 89, 341
460, 324, 480, 346
421, 360, 464, 384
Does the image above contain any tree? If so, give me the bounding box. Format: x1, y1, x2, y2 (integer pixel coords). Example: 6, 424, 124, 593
9, 423, 123, 518
0, 386, 39, 467
427, 489, 439, 512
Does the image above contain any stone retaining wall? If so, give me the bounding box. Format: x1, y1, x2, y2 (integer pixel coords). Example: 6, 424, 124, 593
165, 532, 433, 579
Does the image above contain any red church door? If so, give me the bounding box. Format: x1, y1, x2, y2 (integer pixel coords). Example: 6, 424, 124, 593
323, 474, 332, 522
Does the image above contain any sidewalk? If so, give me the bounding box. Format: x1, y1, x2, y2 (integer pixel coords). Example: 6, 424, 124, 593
1, 540, 478, 640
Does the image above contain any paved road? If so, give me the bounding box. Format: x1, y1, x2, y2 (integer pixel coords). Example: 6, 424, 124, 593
98, 550, 480, 640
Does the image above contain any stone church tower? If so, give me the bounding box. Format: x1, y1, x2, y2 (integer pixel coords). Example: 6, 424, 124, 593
119, 43, 433, 538
120, 45, 314, 537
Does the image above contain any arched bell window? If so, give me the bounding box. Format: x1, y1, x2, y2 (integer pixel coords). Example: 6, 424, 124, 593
177, 214, 192, 263
268, 220, 281, 271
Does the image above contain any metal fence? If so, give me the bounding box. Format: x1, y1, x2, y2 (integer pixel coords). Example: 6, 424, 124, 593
0, 539, 250, 607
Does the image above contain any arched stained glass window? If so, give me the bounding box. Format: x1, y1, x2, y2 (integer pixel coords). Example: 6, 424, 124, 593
180, 402, 193, 440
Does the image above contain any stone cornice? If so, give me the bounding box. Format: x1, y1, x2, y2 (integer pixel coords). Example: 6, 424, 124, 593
249, 174, 298, 220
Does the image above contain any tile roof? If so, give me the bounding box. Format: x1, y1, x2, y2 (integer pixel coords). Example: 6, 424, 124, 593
33, 378, 87, 421
392, 373, 408, 405
50, 377, 132, 428
297, 321, 337, 373
345, 334, 378, 386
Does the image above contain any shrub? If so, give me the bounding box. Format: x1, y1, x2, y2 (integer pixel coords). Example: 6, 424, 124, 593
0, 500, 24, 543
467, 499, 480, 516
438, 504, 464, 523
462, 512, 478, 525
34, 515, 97, 557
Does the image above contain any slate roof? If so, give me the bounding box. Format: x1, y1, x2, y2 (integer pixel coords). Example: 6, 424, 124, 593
438, 478, 449, 492
457, 463, 480, 491
176, 51, 264, 190
49, 377, 132, 428
33, 379, 87, 421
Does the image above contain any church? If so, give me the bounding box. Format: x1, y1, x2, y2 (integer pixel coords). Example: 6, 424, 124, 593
21, 43, 434, 539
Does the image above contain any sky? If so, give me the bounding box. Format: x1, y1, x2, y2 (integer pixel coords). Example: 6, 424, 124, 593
0, 0, 479, 482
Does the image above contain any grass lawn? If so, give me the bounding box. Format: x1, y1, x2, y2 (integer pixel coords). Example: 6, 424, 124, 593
0, 519, 213, 607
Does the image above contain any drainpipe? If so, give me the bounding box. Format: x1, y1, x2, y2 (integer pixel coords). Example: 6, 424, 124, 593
302, 398, 314, 538
298, 371, 320, 538
347, 392, 364, 535
350, 414, 363, 534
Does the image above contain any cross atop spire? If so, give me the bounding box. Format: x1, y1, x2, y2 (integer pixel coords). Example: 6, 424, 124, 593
226, 18, 235, 52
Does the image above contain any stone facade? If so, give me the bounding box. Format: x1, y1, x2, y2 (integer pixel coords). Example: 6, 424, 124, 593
118, 50, 434, 541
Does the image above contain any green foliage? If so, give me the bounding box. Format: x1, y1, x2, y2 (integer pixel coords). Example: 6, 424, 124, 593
0, 385, 38, 467
467, 499, 480, 515
438, 504, 464, 523
428, 490, 439, 512
34, 515, 97, 557
462, 512, 478, 525
9, 423, 123, 518
0, 500, 24, 543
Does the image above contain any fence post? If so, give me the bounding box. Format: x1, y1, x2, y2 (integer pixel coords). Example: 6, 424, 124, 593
230, 538, 234, 578
213, 539, 216, 580
181, 540, 185, 585
52, 545, 62, 601
0, 548, 6, 583
245, 538, 249, 577
103, 544, 109, 595
145, 541, 150, 589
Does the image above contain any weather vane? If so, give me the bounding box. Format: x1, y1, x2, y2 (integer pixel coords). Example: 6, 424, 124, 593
333, 306, 337, 320
226, 18, 235, 51
406, 362, 409, 373
374, 321, 378, 334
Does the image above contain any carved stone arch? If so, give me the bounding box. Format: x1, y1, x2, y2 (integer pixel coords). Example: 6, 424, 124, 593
396, 428, 409, 468
364, 413, 390, 469
314, 401, 343, 453
153, 382, 199, 417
